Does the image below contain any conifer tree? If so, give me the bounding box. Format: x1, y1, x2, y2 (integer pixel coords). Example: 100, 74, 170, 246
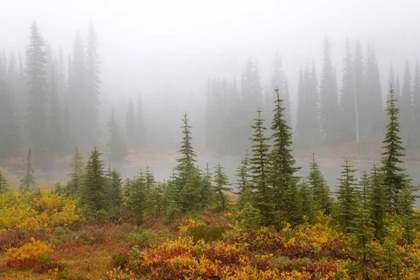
173, 113, 202, 212
126, 170, 147, 225
200, 163, 214, 210
235, 150, 252, 210
79, 147, 105, 215
396, 184, 419, 244
249, 109, 273, 225
26, 22, 51, 168
298, 180, 315, 223
381, 88, 409, 212
269, 88, 300, 221
353, 41, 364, 143
366, 163, 387, 241
104, 168, 123, 212
339, 39, 357, 142
400, 60, 413, 148
107, 111, 127, 162
0, 81, 19, 160
213, 163, 231, 212
20, 149, 35, 192
333, 159, 360, 234
307, 154, 332, 214
412, 61, 420, 148
0, 170, 8, 193
85, 22, 101, 144
363, 46, 384, 141
136, 92, 147, 148
126, 97, 136, 148
66, 146, 84, 195
269, 53, 291, 125
49, 72, 65, 157
319, 37, 339, 144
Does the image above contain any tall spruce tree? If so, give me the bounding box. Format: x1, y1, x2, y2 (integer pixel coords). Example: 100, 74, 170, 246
400, 60, 413, 147
26, 22, 51, 168
107, 111, 127, 162
85, 22, 101, 144
363, 46, 383, 141
339, 39, 357, 142
136, 92, 147, 148
270, 88, 300, 222
381, 88, 409, 212
319, 38, 339, 144
249, 109, 273, 225
412, 61, 420, 149
353, 41, 364, 143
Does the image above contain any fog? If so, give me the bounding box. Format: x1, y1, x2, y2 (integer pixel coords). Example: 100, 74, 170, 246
2, 0, 420, 179
2, 1, 420, 151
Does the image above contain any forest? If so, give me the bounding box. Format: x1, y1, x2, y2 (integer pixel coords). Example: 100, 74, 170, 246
1, 13, 420, 280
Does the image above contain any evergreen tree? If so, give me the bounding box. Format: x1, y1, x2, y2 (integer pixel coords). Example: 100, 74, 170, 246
268, 53, 291, 125
126, 170, 147, 225
298, 180, 315, 223
307, 153, 332, 214
381, 88, 409, 212
400, 60, 413, 148
0, 170, 8, 193
333, 159, 360, 234
339, 39, 357, 142
366, 163, 387, 241
269, 88, 300, 222
363, 46, 384, 141
104, 167, 123, 212
20, 149, 35, 192
213, 163, 231, 212
396, 184, 419, 244
200, 163, 214, 210
107, 111, 127, 162
173, 113, 202, 212
66, 146, 84, 195
67, 31, 88, 144
49, 71, 65, 157
249, 109, 273, 225
413, 61, 420, 149
85, 22, 101, 144
0, 81, 19, 160
136, 92, 147, 148
126, 97, 136, 148
235, 150, 252, 210
319, 38, 339, 144
295, 63, 321, 149
26, 22, 51, 168
79, 147, 105, 215
353, 41, 364, 143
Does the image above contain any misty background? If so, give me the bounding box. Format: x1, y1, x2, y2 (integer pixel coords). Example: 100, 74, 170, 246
1, 0, 420, 191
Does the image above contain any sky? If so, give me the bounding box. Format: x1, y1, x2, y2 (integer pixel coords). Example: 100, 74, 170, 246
1, 0, 420, 132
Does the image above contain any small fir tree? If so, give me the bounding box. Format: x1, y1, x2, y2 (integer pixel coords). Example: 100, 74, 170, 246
126, 170, 147, 225
307, 154, 332, 214
235, 150, 252, 210
213, 163, 231, 212
333, 159, 360, 234
79, 147, 105, 216
20, 149, 35, 192
0, 170, 8, 192
66, 146, 84, 195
